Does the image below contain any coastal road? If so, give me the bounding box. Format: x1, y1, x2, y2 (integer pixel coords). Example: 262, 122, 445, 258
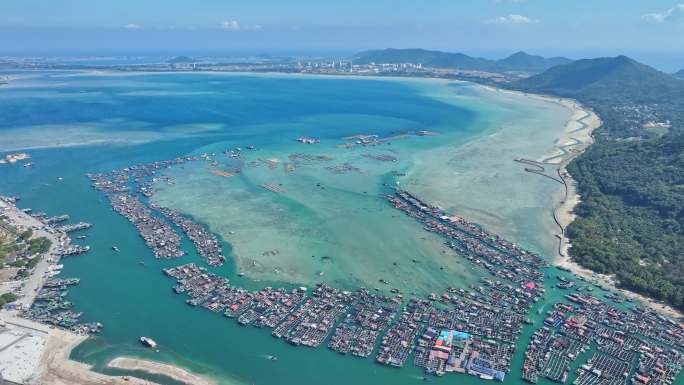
0, 198, 66, 309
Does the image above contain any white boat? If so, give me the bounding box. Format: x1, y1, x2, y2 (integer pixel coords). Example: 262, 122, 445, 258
139, 336, 157, 348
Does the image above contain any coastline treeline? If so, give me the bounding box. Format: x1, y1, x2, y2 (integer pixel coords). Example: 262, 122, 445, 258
514, 56, 684, 310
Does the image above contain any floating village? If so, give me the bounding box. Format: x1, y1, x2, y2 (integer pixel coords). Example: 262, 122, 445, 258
87, 156, 225, 264
382, 189, 684, 384
522, 296, 684, 385
2, 143, 684, 385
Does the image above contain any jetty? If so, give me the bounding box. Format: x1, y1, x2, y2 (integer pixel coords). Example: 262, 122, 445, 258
55, 222, 92, 233
44, 214, 70, 224
59, 245, 90, 256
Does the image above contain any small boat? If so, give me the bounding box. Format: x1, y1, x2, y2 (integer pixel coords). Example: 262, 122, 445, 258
76, 235, 87, 240
266, 355, 278, 361
112, 246, 120, 252
140, 336, 157, 348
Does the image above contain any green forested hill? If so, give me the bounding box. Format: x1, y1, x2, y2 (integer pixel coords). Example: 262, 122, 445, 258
351, 48, 572, 73
496, 51, 573, 73
514, 56, 684, 102
513, 56, 684, 310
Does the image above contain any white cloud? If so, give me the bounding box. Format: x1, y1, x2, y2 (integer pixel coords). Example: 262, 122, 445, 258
123, 23, 141, 29
642, 3, 684, 23
221, 20, 241, 30
220, 20, 262, 31
485, 14, 536, 24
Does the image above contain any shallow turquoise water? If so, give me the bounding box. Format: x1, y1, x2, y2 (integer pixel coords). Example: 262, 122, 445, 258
0, 71, 596, 385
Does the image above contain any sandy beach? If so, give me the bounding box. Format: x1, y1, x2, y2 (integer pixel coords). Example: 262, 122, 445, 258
107, 357, 218, 385
0, 314, 150, 385
549, 103, 684, 319
31, 326, 152, 385
0, 314, 219, 385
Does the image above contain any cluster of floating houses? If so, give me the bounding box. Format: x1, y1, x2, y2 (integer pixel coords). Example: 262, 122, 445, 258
110, 193, 184, 258
87, 156, 225, 265
152, 205, 225, 266
164, 258, 537, 381
6, 148, 683, 384
296, 136, 321, 144
155, 187, 557, 382
336, 130, 439, 149
522, 294, 684, 385
328, 288, 399, 357
383, 189, 546, 297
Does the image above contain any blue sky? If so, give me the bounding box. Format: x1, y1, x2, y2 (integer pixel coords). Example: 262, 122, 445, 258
1, 0, 683, 70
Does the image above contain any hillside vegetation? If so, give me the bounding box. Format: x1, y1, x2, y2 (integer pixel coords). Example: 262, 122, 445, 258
513, 57, 684, 309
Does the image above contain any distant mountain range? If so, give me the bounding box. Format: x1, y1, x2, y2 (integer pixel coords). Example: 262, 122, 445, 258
350, 48, 572, 73
512, 55, 684, 103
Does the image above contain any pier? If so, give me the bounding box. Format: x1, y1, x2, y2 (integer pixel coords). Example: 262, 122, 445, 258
54, 222, 92, 233
44, 214, 69, 224
58, 245, 90, 256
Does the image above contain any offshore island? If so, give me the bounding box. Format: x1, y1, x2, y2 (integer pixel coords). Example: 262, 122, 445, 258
0, 49, 683, 385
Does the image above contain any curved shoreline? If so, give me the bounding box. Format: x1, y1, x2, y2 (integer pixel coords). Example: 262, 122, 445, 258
492, 90, 684, 320
7, 70, 681, 385
106, 357, 218, 385
480, 87, 601, 256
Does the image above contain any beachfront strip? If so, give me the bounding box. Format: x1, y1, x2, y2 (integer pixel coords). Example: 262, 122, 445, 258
522, 295, 684, 385
87, 156, 225, 265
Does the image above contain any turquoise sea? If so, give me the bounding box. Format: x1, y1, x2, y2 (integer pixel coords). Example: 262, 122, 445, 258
0, 70, 622, 385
